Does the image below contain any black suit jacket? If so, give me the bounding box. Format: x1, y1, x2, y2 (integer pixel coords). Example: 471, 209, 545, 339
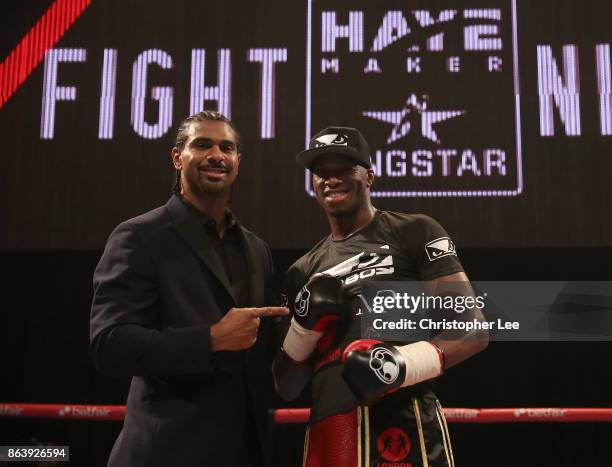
90, 195, 276, 467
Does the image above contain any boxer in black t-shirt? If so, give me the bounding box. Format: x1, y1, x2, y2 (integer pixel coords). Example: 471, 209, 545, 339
273, 126, 489, 467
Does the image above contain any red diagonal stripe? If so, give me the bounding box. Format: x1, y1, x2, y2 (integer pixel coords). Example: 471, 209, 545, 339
0, 0, 92, 109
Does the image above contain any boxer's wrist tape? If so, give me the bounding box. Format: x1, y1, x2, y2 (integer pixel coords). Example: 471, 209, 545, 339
396, 341, 443, 387
282, 318, 323, 362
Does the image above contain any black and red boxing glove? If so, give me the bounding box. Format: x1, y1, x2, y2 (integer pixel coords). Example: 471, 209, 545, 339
342, 339, 444, 406
342, 340, 406, 405
293, 274, 344, 331
282, 274, 344, 362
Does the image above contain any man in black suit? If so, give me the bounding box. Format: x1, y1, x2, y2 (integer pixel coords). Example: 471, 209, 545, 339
90, 111, 288, 467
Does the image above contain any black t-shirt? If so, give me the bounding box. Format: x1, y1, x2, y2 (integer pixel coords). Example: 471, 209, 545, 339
282, 210, 464, 423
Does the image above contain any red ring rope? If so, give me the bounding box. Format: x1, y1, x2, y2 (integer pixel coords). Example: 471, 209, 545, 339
2, 403, 612, 423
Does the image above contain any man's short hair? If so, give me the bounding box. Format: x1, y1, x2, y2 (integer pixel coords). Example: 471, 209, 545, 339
174, 111, 241, 152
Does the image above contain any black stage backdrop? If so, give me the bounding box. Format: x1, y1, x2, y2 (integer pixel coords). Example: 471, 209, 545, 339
0, 0, 611, 249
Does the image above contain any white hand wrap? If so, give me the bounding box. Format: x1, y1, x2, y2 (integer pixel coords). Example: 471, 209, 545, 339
282, 318, 323, 363
396, 341, 444, 387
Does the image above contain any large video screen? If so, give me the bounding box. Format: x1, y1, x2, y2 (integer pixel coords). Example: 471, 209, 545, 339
1, 0, 610, 248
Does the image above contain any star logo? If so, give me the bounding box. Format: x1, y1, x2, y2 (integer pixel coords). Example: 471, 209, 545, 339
362, 94, 465, 144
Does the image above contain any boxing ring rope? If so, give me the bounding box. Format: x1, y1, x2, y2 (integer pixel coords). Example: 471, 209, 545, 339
1, 403, 612, 424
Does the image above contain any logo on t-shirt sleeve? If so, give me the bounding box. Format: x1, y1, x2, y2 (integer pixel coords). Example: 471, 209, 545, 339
425, 237, 457, 261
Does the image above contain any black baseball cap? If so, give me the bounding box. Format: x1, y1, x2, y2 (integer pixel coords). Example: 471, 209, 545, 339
296, 126, 372, 170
